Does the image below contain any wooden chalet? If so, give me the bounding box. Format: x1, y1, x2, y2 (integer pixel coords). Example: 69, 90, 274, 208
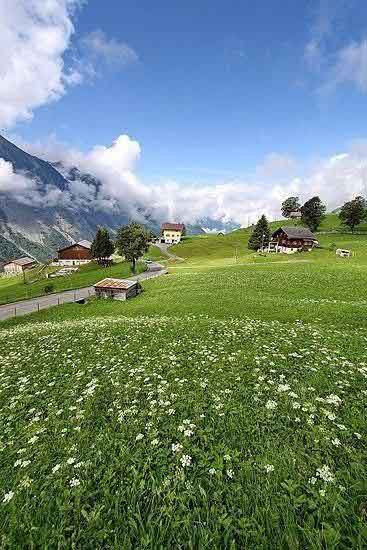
3, 257, 36, 274
268, 227, 317, 254
56, 240, 92, 266
94, 278, 142, 300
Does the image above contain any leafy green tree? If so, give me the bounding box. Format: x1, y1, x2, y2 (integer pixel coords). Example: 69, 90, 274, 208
116, 223, 151, 273
339, 196, 366, 232
281, 196, 301, 218
248, 215, 270, 250
301, 196, 326, 231
91, 227, 114, 265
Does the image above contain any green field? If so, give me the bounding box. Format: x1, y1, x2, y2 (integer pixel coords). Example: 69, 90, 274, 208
0, 260, 145, 305
1, 216, 367, 548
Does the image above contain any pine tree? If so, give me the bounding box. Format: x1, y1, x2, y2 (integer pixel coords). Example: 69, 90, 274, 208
91, 227, 114, 265
339, 196, 366, 232
248, 215, 270, 250
301, 196, 326, 231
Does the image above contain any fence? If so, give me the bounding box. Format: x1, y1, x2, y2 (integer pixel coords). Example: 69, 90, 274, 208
0, 288, 94, 322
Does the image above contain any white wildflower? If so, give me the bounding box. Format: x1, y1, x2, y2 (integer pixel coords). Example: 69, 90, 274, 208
2, 491, 14, 503
265, 400, 277, 410
135, 433, 144, 441
180, 454, 192, 467
69, 478, 80, 488
316, 465, 335, 483
172, 443, 183, 453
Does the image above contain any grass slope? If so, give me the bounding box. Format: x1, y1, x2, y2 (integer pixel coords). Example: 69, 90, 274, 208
0, 260, 145, 305
0, 214, 367, 548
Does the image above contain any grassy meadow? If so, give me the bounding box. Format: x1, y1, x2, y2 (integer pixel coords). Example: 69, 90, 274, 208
0, 260, 145, 305
1, 215, 367, 548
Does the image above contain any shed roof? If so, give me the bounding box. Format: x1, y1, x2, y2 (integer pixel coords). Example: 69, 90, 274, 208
161, 223, 185, 231
94, 278, 137, 290
272, 226, 316, 240
6, 257, 35, 267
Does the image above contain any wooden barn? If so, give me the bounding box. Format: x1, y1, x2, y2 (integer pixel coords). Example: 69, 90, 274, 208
268, 227, 317, 254
3, 257, 36, 275
55, 240, 92, 266
94, 278, 142, 300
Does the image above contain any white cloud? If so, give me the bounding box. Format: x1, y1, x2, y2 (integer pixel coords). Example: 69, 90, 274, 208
0, 0, 84, 128
0, 158, 34, 193
7, 134, 367, 227
326, 39, 367, 92
80, 29, 138, 71
305, 2, 367, 94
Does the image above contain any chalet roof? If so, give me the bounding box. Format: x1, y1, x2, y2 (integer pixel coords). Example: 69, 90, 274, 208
272, 226, 316, 240
78, 240, 92, 249
93, 278, 137, 290
6, 257, 35, 267
161, 223, 185, 232
58, 240, 92, 252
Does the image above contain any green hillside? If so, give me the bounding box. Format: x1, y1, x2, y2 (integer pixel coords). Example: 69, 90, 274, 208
0, 260, 145, 305
1, 213, 367, 548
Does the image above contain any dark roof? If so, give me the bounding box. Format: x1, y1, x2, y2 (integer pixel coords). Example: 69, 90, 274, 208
272, 226, 316, 240
58, 240, 92, 253
6, 257, 35, 267
161, 223, 185, 231
94, 278, 137, 290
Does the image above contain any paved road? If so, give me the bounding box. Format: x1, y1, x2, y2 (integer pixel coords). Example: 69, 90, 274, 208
154, 242, 184, 261
0, 262, 167, 322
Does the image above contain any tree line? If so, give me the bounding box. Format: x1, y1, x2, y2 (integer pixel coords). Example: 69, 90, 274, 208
248, 194, 367, 250
90, 223, 153, 273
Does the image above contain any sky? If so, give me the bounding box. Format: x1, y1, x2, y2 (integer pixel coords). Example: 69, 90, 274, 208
2, 0, 367, 226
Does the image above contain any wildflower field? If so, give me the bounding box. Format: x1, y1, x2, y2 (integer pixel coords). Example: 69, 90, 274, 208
0, 314, 366, 548
1, 219, 367, 548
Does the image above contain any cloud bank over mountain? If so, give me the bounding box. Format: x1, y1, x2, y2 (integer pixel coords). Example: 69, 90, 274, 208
6, 134, 367, 227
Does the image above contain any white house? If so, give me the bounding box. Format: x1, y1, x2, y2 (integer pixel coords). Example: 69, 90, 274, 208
161, 223, 185, 244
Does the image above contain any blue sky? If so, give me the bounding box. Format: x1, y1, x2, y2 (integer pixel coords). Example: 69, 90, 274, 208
2, 0, 367, 224
8, 0, 367, 181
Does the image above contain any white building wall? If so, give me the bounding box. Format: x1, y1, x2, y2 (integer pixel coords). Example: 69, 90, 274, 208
53, 259, 92, 267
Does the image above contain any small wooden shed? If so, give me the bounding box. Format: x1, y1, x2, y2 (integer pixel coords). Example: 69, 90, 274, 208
4, 257, 36, 274
93, 278, 142, 300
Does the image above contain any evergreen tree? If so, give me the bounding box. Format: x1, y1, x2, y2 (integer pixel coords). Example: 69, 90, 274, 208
91, 227, 114, 265
281, 196, 301, 218
339, 196, 366, 232
116, 223, 152, 273
248, 215, 270, 250
301, 196, 326, 231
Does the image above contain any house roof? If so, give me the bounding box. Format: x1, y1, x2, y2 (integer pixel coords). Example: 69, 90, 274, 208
161, 223, 185, 232
93, 278, 137, 290
272, 226, 316, 240
58, 240, 92, 253
6, 257, 35, 267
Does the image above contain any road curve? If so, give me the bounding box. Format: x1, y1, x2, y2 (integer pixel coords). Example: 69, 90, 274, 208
0, 262, 167, 323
